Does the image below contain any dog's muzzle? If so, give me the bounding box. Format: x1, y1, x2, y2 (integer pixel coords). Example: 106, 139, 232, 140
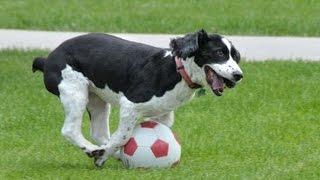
204, 66, 242, 96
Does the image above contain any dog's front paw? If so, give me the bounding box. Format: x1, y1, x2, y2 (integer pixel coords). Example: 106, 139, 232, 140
85, 148, 105, 158
83, 145, 110, 167
92, 149, 105, 158
88, 146, 109, 167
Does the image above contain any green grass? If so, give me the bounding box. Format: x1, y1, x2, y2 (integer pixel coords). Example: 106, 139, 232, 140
0, 50, 320, 179
0, 0, 320, 36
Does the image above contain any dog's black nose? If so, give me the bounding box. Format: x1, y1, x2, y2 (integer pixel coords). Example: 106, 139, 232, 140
233, 72, 243, 82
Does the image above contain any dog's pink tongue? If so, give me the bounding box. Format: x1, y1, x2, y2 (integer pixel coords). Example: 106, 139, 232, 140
212, 73, 224, 91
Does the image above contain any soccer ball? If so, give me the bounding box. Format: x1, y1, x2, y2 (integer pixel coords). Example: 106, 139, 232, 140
120, 120, 181, 168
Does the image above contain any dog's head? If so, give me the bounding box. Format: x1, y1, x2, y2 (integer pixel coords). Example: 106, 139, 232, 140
170, 29, 243, 96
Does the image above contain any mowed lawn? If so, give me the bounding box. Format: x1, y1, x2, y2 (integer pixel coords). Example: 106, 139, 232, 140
0, 0, 319, 36
0, 50, 319, 179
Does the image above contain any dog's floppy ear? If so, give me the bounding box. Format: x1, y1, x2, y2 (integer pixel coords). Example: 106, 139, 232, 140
170, 29, 208, 59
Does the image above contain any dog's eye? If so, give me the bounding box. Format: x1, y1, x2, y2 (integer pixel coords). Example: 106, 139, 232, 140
216, 50, 224, 57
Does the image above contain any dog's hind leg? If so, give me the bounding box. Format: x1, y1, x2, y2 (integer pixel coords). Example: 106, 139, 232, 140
87, 92, 111, 146
58, 66, 104, 158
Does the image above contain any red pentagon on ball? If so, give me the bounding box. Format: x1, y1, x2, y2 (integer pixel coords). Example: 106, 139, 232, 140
140, 121, 158, 128
151, 139, 169, 158
124, 138, 138, 156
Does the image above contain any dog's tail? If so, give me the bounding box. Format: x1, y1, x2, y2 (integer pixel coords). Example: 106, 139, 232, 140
32, 57, 46, 73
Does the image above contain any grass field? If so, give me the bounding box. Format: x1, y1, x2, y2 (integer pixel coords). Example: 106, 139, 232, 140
0, 50, 319, 179
0, 0, 319, 36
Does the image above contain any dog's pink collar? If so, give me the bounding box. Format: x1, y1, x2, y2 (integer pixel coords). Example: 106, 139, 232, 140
175, 56, 202, 89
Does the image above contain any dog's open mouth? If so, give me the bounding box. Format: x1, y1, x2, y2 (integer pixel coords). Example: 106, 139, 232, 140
204, 66, 235, 96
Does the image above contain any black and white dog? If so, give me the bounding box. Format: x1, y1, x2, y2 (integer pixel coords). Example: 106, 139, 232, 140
32, 29, 243, 167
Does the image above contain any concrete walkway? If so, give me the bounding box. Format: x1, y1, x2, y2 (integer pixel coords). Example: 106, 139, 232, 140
0, 29, 319, 61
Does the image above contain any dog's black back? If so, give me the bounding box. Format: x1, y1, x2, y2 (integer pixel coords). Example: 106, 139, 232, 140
34, 33, 181, 103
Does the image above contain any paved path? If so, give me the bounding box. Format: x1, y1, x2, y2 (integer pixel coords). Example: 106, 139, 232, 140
0, 29, 319, 61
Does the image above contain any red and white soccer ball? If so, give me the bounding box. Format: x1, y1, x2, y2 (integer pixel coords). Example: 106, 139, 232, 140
120, 120, 181, 168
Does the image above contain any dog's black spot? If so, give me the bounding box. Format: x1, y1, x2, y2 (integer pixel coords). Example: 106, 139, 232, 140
92, 149, 105, 158
231, 45, 241, 63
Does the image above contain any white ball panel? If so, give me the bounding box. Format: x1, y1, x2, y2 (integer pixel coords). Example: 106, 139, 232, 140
126, 147, 157, 168
132, 127, 158, 147
150, 156, 177, 168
